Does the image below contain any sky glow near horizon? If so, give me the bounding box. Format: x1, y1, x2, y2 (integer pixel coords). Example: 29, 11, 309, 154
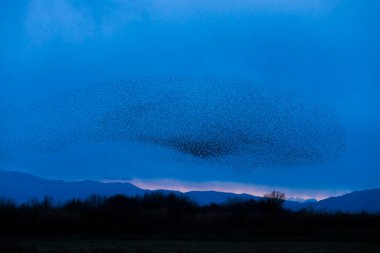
103, 178, 348, 201
0, 0, 380, 199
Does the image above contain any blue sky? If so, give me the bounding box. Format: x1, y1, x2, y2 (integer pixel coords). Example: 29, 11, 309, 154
0, 0, 379, 199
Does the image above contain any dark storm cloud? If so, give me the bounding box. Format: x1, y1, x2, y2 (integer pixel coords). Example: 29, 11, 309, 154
3, 77, 345, 168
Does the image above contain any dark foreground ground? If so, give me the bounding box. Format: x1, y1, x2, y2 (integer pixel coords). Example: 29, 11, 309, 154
1, 237, 380, 253
1, 193, 379, 252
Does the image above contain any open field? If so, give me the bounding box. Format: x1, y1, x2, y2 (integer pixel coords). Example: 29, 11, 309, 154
1, 238, 380, 253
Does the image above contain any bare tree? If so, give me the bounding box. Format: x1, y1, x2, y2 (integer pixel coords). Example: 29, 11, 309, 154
260, 191, 287, 211
264, 191, 286, 201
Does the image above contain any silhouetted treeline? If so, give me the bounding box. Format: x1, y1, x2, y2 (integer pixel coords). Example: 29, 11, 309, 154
1, 193, 379, 242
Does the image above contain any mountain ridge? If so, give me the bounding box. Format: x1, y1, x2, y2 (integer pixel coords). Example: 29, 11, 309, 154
0, 170, 379, 213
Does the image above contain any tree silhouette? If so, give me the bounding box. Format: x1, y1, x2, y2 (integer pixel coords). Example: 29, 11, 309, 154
260, 191, 287, 211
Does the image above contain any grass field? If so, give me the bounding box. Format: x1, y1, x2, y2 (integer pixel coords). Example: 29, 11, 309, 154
1, 238, 380, 253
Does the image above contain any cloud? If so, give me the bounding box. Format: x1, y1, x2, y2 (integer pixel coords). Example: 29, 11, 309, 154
24, 0, 338, 44
26, 0, 95, 43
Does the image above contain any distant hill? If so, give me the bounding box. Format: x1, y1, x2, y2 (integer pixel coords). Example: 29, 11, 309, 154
0, 170, 379, 213
0, 170, 144, 203
315, 189, 380, 213
0, 170, 262, 205
185, 191, 259, 205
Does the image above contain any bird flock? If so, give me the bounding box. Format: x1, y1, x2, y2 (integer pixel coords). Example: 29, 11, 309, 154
0, 77, 346, 169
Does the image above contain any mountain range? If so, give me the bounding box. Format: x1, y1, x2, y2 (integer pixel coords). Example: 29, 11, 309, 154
0, 170, 379, 213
